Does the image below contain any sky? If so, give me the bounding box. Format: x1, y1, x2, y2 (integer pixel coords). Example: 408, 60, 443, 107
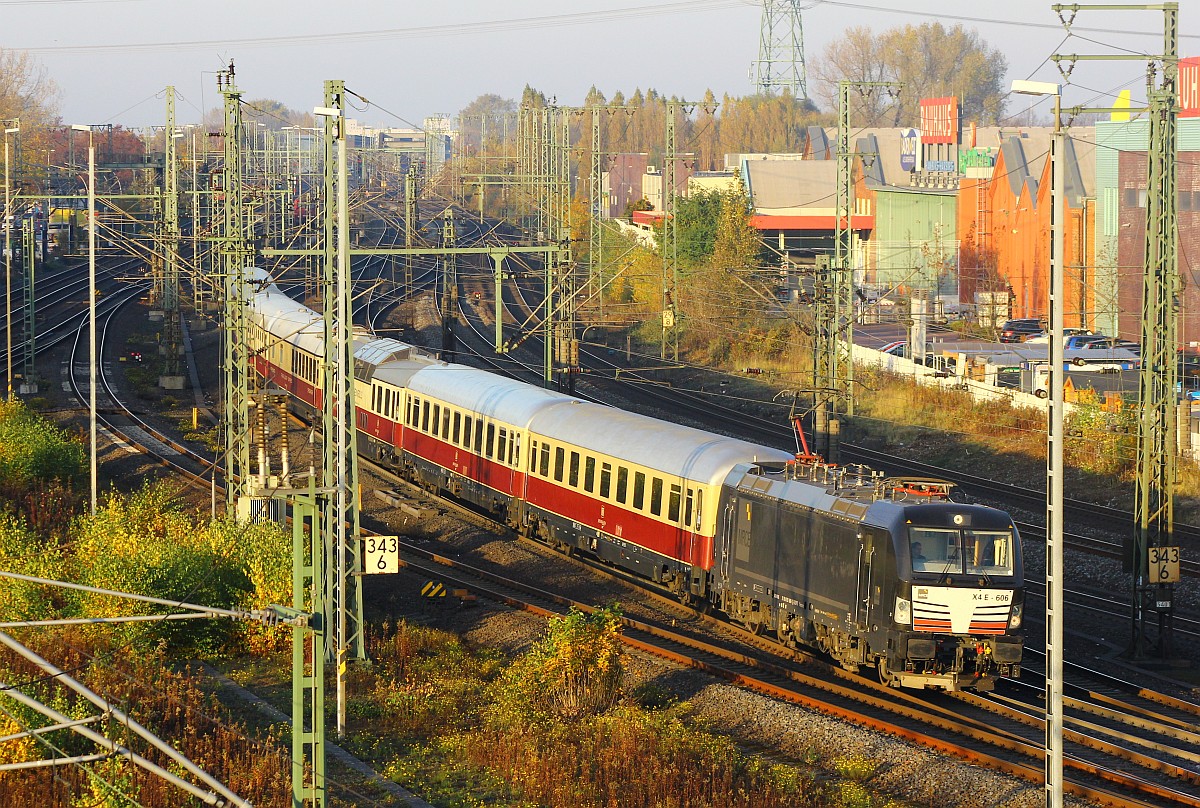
5, 0, 1199, 131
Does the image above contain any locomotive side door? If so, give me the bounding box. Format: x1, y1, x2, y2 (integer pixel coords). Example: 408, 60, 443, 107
854, 531, 875, 630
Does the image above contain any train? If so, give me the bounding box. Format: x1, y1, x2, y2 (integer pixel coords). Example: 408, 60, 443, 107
245, 271, 1024, 692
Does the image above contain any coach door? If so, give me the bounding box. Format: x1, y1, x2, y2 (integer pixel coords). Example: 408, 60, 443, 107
682, 486, 702, 563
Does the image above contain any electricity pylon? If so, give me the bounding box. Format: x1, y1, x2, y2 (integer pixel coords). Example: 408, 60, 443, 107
755, 0, 808, 99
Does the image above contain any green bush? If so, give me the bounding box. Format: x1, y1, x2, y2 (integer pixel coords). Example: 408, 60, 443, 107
0, 399, 85, 485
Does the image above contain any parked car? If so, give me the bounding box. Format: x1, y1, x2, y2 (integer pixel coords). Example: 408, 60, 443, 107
879, 340, 907, 356
1064, 334, 1111, 349
1083, 337, 1139, 354
998, 319, 1045, 343
1023, 328, 1093, 345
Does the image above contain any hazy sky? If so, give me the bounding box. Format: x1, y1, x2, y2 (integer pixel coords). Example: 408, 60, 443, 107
6, 0, 1198, 130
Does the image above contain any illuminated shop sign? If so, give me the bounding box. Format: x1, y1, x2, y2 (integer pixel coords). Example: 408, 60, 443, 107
919, 97, 959, 144
1182, 56, 1200, 118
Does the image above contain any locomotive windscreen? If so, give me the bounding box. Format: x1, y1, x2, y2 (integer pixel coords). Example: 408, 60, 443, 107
908, 527, 1015, 578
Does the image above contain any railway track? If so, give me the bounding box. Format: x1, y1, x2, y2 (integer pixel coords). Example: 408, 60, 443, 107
67, 213, 1200, 806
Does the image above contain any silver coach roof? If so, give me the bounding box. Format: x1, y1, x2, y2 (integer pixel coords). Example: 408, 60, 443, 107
251, 279, 423, 368
407, 363, 570, 426
530, 401, 792, 486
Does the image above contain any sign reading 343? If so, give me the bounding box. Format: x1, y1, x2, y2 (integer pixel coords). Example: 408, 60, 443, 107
364, 535, 400, 574
1149, 546, 1181, 583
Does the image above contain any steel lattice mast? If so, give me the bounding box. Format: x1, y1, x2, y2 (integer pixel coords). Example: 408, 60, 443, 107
320, 79, 366, 740
159, 86, 184, 389
1132, 3, 1179, 658
755, 0, 808, 99
219, 65, 253, 508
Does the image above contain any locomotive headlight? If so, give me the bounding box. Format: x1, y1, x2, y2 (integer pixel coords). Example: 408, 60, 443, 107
894, 596, 911, 626
1008, 601, 1023, 629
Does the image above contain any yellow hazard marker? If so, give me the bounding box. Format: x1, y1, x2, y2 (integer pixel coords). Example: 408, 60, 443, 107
421, 581, 446, 598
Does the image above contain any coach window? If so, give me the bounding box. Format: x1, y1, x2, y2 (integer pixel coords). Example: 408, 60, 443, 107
584, 457, 596, 492
554, 447, 565, 482
421, 401, 430, 432
693, 489, 703, 529
569, 451, 580, 488
616, 467, 628, 504
441, 408, 451, 439
498, 428, 508, 465
510, 434, 520, 466
529, 441, 538, 472
633, 471, 646, 510
600, 462, 612, 499
474, 421, 484, 453
668, 484, 681, 522
431, 404, 441, 437
683, 489, 694, 528
452, 412, 461, 444
463, 416, 473, 449
409, 397, 418, 426
650, 478, 664, 516
485, 424, 496, 459
540, 443, 551, 477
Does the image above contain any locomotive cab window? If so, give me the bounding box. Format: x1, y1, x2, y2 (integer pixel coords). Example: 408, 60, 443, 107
909, 526, 1016, 577
965, 530, 1015, 577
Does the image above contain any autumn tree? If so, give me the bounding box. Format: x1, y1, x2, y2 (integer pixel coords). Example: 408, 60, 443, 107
458, 92, 517, 154
813, 23, 1008, 125
0, 48, 59, 131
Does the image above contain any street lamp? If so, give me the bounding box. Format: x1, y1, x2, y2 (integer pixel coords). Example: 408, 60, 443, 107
4, 122, 18, 399
71, 124, 96, 515
1011, 78, 1063, 808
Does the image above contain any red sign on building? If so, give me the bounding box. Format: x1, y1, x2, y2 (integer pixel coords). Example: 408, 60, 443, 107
919, 97, 959, 144
1181, 57, 1200, 118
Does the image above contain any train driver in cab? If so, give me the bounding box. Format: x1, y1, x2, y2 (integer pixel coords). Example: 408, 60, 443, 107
910, 540, 927, 571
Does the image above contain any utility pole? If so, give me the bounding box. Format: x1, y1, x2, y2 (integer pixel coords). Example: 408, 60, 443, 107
218, 63, 253, 510
1131, 3, 1179, 659
832, 81, 901, 422
661, 103, 682, 362
317, 80, 365, 742
1052, 1, 1180, 661
755, 0, 809, 100
19, 219, 35, 394
440, 209, 457, 359
160, 86, 184, 390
